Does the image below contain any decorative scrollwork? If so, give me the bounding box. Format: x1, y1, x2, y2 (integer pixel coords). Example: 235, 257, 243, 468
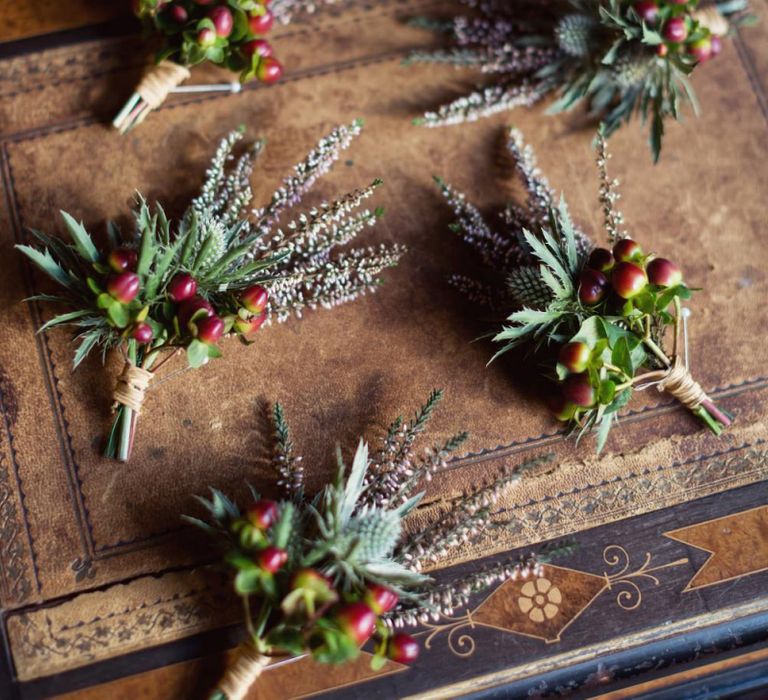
423, 611, 478, 658
603, 545, 687, 611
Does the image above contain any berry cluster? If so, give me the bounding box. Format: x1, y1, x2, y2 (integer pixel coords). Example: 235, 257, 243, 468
551, 238, 686, 422
135, 0, 283, 83
633, 0, 724, 62
224, 498, 419, 667
577, 238, 682, 307
97, 246, 269, 366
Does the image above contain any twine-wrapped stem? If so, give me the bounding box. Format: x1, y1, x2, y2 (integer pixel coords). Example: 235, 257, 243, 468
111, 361, 154, 462
113, 60, 191, 134
210, 643, 270, 700
633, 301, 731, 434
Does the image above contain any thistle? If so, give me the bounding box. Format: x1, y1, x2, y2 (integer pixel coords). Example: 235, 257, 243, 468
409, 0, 754, 161
187, 390, 557, 700
438, 127, 731, 452
17, 120, 404, 462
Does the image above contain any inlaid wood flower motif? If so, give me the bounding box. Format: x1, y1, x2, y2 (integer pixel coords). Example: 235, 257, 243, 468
517, 577, 562, 623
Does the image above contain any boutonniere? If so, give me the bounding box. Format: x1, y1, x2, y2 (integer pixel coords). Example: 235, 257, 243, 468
17, 121, 403, 461
113, 0, 332, 132
438, 128, 731, 451
410, 0, 754, 160
187, 390, 557, 700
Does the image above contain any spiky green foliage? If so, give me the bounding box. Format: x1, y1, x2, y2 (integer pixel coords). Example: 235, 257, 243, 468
186, 391, 550, 673
411, 0, 753, 161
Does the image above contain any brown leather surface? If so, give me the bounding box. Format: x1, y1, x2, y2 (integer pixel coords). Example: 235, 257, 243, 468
0, 0, 767, 686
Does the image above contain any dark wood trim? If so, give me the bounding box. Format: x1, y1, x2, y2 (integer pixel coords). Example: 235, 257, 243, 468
0, 17, 138, 61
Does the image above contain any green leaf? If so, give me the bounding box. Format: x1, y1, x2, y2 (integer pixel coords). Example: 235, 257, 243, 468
234, 568, 263, 595
272, 502, 295, 550
572, 316, 606, 347
86, 277, 101, 295
611, 336, 633, 375
370, 654, 387, 671
606, 387, 633, 414
338, 439, 369, 525
136, 203, 156, 277
266, 627, 305, 655
16, 244, 76, 289
599, 379, 617, 405
73, 329, 103, 367
187, 339, 209, 368
207, 344, 222, 359
107, 301, 129, 328
38, 309, 92, 333
595, 413, 615, 454
60, 211, 99, 262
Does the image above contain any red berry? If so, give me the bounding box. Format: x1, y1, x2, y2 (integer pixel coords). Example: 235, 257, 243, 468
234, 314, 266, 335
195, 0, 215, 4
107, 248, 138, 273
258, 546, 288, 573
558, 341, 591, 374
132, 322, 153, 344
710, 35, 723, 57
578, 269, 608, 305
168, 4, 188, 23
257, 56, 283, 84
178, 296, 214, 329
688, 37, 712, 62
241, 285, 269, 313
387, 634, 420, 664
247, 499, 278, 530
365, 584, 399, 615
107, 271, 140, 303
242, 38, 273, 58
196, 315, 224, 344
167, 273, 198, 303
663, 17, 688, 43
633, 0, 659, 24
646, 257, 683, 287
249, 10, 274, 34
656, 43, 669, 57
612, 262, 648, 299
612, 238, 643, 263
587, 248, 614, 273
562, 373, 596, 408
198, 27, 216, 46
335, 603, 377, 646
208, 5, 233, 37
547, 394, 578, 422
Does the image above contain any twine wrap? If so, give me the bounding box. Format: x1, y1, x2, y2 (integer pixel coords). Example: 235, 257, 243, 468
692, 8, 730, 37
216, 644, 269, 700
113, 363, 153, 414
655, 356, 709, 410
136, 60, 191, 109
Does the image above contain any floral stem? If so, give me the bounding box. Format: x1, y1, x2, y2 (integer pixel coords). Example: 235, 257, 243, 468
116, 340, 138, 462
642, 337, 671, 367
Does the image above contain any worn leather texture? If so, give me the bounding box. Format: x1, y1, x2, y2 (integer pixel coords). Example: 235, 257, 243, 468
0, 0, 766, 683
